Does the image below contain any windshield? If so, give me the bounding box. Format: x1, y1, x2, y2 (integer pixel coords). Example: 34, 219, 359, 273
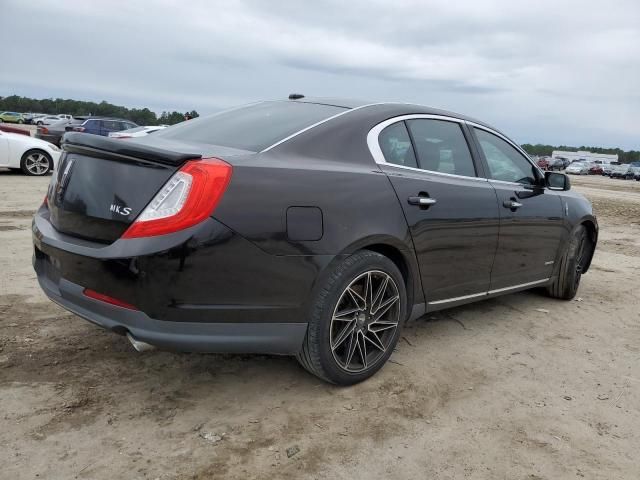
156, 101, 348, 151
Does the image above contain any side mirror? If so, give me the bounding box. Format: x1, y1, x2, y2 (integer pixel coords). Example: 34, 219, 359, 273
545, 171, 570, 191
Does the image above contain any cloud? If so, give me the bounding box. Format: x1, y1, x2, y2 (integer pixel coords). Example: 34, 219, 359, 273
0, 0, 638, 148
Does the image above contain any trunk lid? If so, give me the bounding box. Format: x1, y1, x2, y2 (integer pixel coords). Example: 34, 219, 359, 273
47, 132, 205, 243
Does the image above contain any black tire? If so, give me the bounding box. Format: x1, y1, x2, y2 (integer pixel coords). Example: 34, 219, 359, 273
547, 225, 591, 300
20, 150, 52, 176
297, 250, 407, 385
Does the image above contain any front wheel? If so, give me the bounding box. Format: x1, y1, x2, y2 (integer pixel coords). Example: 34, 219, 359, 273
297, 250, 407, 385
20, 150, 52, 176
547, 225, 591, 300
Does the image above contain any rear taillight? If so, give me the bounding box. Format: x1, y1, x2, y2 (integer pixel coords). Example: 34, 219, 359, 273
122, 158, 232, 239
73, 126, 85, 132
40, 127, 49, 134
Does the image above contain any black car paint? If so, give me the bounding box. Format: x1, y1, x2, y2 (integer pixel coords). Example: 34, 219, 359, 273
33, 100, 597, 354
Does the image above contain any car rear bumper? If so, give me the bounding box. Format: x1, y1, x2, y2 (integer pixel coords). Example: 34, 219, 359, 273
35, 270, 307, 354
32, 210, 318, 354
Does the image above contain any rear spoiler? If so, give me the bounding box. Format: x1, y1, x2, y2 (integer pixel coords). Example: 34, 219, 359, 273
62, 132, 202, 166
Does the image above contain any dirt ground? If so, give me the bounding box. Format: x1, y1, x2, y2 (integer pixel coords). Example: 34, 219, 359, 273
1, 171, 638, 479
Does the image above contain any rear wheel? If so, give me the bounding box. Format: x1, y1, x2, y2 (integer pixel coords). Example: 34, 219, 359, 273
547, 225, 591, 300
20, 150, 52, 176
297, 250, 406, 385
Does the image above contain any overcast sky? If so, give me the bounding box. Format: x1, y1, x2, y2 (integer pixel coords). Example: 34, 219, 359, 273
1, 0, 638, 149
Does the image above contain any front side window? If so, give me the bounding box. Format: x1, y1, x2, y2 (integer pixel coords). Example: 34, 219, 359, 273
378, 122, 417, 168
474, 128, 538, 185
406, 119, 476, 177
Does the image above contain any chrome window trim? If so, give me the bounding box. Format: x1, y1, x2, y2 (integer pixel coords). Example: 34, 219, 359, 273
427, 278, 550, 306
487, 278, 550, 295
366, 114, 488, 183
427, 291, 487, 305
261, 102, 382, 153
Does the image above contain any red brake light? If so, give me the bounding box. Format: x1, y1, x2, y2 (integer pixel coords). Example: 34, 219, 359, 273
122, 158, 232, 239
40, 127, 49, 134
83, 289, 138, 310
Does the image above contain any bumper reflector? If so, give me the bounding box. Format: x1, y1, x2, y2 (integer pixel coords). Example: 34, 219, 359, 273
83, 288, 139, 310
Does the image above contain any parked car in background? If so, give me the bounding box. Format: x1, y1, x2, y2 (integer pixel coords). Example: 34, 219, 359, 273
66, 117, 138, 137
536, 157, 550, 170
602, 161, 620, 176
610, 164, 633, 179
589, 164, 603, 175
108, 125, 167, 139
555, 157, 571, 169
566, 161, 591, 175
629, 161, 640, 178
547, 158, 565, 171
36, 118, 76, 147
0, 129, 60, 175
23, 113, 43, 124
35, 115, 71, 126
0, 112, 25, 123
33, 97, 598, 384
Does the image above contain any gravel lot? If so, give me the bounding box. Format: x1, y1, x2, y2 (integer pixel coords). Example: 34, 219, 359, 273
1, 172, 639, 479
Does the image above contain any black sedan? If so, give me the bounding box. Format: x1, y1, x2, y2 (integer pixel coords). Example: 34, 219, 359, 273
32, 96, 598, 384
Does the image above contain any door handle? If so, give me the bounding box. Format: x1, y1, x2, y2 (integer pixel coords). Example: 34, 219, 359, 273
503, 199, 523, 210
408, 196, 437, 207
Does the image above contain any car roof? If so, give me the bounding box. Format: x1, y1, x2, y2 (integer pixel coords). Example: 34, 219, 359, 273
81, 117, 134, 121
290, 97, 498, 131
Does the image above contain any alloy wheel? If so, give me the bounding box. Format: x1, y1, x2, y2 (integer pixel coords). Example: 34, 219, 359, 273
574, 232, 587, 288
330, 270, 400, 373
24, 152, 50, 175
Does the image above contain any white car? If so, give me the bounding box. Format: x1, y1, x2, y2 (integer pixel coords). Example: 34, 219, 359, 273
0, 130, 61, 175
35, 114, 72, 126
565, 161, 590, 175
108, 125, 168, 138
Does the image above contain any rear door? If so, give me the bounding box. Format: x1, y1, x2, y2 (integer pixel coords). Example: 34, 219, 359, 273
470, 126, 566, 289
371, 116, 500, 304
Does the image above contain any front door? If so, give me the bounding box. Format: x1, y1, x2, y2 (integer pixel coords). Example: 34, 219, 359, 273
375, 117, 500, 304
471, 127, 567, 289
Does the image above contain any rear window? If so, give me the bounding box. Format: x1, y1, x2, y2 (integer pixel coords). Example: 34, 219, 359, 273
156, 101, 347, 151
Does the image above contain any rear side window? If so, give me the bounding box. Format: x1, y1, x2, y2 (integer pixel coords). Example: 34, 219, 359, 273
378, 122, 417, 168
156, 101, 347, 151
406, 119, 476, 177
103, 120, 121, 131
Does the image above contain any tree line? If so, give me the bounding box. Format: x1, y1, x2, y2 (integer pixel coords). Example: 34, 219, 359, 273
0, 95, 199, 126
522, 143, 639, 164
